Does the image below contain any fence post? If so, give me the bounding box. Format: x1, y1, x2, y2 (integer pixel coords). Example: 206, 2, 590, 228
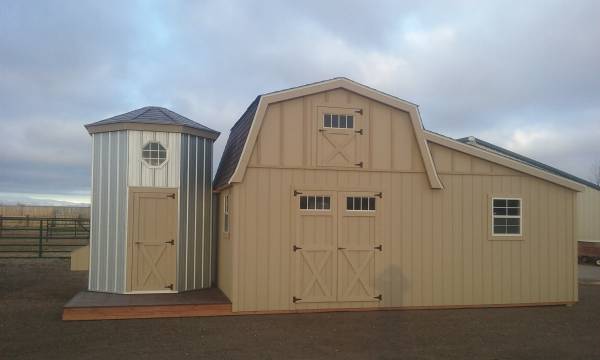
75, 218, 78, 238
0, 215, 3, 237
38, 220, 43, 258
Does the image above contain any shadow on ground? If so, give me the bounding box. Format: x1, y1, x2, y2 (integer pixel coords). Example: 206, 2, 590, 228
1, 259, 599, 360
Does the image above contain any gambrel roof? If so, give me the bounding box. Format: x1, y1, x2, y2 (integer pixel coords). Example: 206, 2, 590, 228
214, 77, 443, 190
213, 97, 260, 189
85, 106, 219, 140
214, 77, 585, 192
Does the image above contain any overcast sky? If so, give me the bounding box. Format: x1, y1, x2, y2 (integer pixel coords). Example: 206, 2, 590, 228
1, 0, 599, 204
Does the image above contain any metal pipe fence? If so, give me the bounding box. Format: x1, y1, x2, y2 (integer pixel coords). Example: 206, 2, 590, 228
0, 216, 89, 258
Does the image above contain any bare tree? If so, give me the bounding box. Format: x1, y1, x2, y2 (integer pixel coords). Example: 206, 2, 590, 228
592, 160, 600, 186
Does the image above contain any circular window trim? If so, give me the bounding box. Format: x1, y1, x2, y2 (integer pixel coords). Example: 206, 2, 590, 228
141, 140, 169, 168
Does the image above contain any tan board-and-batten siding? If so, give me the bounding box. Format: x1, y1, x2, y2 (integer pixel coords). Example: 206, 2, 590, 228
577, 187, 600, 242
217, 85, 578, 312
225, 167, 576, 312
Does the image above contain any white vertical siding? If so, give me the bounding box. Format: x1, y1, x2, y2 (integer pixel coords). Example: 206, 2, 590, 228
89, 131, 128, 293
127, 130, 180, 187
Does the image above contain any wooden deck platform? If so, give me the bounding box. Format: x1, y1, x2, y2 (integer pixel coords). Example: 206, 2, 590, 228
63, 288, 233, 321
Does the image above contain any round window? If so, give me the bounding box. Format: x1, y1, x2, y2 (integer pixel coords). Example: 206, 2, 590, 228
142, 142, 167, 166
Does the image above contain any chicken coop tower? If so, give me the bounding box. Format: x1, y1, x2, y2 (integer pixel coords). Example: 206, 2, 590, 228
84, 106, 219, 294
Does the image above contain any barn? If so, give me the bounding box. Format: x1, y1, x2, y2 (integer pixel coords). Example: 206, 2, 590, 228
213, 77, 587, 313
84, 107, 219, 294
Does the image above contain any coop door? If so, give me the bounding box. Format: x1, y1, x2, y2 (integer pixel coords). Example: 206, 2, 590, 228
337, 192, 379, 302
317, 108, 363, 168
129, 188, 177, 292
293, 192, 337, 303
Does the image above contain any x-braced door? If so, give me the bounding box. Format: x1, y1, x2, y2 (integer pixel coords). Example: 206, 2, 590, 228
337, 192, 381, 302
317, 107, 364, 168
292, 190, 382, 304
129, 189, 178, 292
293, 191, 337, 303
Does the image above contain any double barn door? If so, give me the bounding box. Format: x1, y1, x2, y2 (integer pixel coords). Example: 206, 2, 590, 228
293, 191, 381, 304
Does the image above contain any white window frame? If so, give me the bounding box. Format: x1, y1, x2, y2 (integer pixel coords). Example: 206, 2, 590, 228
223, 194, 230, 233
491, 197, 522, 237
141, 141, 168, 168
346, 196, 376, 212
323, 113, 355, 129
299, 195, 331, 211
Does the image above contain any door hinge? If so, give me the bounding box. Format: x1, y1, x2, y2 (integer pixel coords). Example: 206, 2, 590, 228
293, 245, 302, 252
374, 294, 382, 301
374, 244, 382, 251
355, 129, 364, 135
167, 193, 175, 199
293, 296, 302, 303
294, 190, 303, 197
374, 192, 383, 198
355, 161, 363, 168
165, 239, 175, 245
165, 284, 174, 290
355, 109, 363, 115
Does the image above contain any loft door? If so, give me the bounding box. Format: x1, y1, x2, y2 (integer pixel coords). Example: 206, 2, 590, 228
317, 108, 363, 168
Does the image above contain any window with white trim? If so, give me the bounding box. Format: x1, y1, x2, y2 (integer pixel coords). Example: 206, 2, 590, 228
142, 141, 167, 166
323, 113, 354, 129
299, 195, 331, 211
492, 198, 521, 235
347, 196, 376, 211
223, 195, 230, 233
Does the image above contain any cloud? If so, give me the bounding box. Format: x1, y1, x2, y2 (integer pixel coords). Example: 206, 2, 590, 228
1, 0, 599, 201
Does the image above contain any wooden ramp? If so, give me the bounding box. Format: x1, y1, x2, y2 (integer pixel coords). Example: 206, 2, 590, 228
63, 288, 232, 321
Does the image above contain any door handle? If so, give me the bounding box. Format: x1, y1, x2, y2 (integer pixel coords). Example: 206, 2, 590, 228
167, 193, 175, 199
165, 239, 175, 245
338, 247, 346, 250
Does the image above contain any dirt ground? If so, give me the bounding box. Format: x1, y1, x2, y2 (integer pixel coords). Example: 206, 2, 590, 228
579, 263, 600, 284
1, 259, 600, 360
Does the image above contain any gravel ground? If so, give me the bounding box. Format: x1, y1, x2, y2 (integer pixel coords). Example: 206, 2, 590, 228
1, 259, 600, 360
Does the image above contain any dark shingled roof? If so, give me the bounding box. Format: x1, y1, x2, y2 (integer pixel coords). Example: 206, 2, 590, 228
213, 96, 261, 190
458, 136, 600, 191
86, 106, 219, 135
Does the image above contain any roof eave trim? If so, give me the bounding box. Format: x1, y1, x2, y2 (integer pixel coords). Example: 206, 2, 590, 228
85, 122, 220, 140
425, 131, 586, 192
228, 78, 443, 189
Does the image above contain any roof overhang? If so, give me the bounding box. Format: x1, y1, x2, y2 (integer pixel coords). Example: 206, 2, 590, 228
85, 122, 220, 140
425, 131, 586, 192
228, 77, 444, 189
